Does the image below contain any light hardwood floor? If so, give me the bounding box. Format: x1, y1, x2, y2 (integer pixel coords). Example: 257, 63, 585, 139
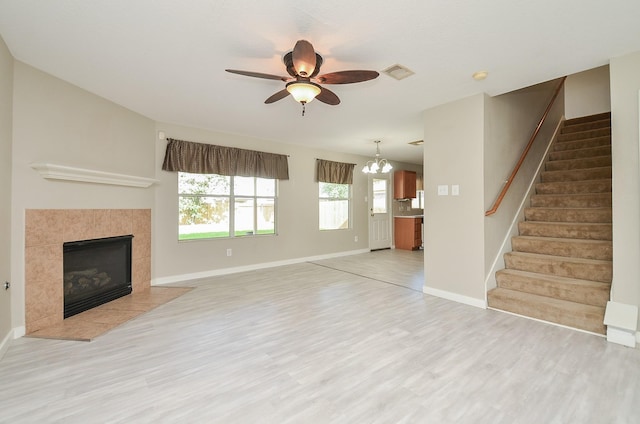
1, 249, 639, 423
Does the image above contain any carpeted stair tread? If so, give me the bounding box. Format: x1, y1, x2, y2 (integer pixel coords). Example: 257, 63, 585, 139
504, 251, 612, 283
495, 269, 610, 307
553, 136, 610, 152
545, 155, 612, 171
535, 179, 612, 195
523, 207, 611, 223
549, 145, 611, 161
530, 192, 611, 208
487, 287, 606, 334
511, 235, 612, 260
518, 221, 612, 240
557, 127, 610, 142
560, 118, 611, 134
564, 112, 610, 126
540, 167, 611, 183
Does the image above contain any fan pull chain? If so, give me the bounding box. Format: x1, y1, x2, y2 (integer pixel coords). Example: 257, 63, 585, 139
302, 102, 306, 116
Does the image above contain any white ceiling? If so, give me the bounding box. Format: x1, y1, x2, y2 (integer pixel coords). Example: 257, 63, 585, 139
1, 0, 640, 165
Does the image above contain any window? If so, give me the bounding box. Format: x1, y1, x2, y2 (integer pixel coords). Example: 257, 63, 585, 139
372, 178, 388, 213
319, 182, 351, 230
178, 172, 276, 240
411, 190, 425, 209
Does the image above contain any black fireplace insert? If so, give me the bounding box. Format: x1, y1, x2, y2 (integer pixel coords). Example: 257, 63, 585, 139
63, 235, 133, 318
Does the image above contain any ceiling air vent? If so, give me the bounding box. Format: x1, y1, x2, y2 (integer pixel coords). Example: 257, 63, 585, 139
382, 64, 415, 80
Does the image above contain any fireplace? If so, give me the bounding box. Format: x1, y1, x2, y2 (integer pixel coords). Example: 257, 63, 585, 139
63, 235, 133, 318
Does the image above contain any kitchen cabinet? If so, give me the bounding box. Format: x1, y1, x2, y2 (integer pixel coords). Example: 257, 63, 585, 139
394, 216, 422, 250
394, 170, 416, 199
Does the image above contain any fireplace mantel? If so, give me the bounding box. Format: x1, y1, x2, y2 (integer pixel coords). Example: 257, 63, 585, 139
30, 163, 159, 188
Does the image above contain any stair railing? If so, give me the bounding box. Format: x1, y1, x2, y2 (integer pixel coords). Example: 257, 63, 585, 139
485, 76, 567, 216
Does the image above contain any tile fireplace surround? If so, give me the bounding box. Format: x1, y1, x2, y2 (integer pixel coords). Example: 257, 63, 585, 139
25, 209, 151, 334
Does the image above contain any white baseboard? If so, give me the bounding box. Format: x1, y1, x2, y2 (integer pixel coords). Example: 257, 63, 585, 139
0, 330, 11, 360
152, 248, 371, 286
423, 286, 486, 309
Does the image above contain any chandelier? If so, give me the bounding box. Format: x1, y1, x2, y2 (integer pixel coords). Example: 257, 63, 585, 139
362, 140, 393, 173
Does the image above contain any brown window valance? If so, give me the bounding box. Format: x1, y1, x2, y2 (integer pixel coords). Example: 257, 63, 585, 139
316, 159, 356, 185
162, 138, 289, 180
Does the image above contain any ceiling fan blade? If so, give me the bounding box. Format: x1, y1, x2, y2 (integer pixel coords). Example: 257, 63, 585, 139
316, 87, 340, 105
315, 70, 379, 84
225, 69, 288, 81
292, 40, 316, 77
264, 89, 290, 104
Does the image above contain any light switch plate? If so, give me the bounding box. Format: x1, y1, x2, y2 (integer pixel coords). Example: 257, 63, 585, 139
452, 185, 460, 196
437, 185, 448, 196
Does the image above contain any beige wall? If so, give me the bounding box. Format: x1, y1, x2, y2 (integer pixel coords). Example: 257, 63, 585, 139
0, 35, 13, 351
484, 80, 565, 288
423, 94, 486, 306
565, 66, 611, 119
609, 51, 640, 330
153, 123, 377, 282
10, 62, 156, 330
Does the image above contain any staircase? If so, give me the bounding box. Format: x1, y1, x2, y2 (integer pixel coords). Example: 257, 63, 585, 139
488, 112, 612, 334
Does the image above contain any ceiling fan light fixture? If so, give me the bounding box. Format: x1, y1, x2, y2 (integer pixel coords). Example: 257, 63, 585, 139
286, 81, 321, 104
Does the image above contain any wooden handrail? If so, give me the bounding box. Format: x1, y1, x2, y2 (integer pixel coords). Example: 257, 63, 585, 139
485, 76, 566, 216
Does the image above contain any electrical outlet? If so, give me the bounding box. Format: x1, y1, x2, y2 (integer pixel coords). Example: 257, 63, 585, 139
354, 236, 358, 242
226, 248, 232, 257
437, 185, 449, 196
452, 185, 460, 196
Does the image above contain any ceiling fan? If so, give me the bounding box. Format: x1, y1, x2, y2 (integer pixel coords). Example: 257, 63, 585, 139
225, 40, 379, 115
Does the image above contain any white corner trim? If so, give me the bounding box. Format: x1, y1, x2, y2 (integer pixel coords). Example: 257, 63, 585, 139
423, 286, 487, 309
604, 301, 638, 348
13, 326, 25, 338
30, 163, 159, 188
152, 248, 371, 286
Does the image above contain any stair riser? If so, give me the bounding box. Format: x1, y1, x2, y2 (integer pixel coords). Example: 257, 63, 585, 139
557, 128, 610, 142
511, 238, 612, 260
545, 156, 611, 171
530, 194, 611, 208
535, 180, 611, 195
561, 119, 611, 134
549, 146, 611, 161
524, 208, 611, 223
495, 271, 610, 307
487, 291, 606, 333
519, 222, 612, 240
540, 167, 611, 183
553, 136, 610, 152
504, 254, 612, 283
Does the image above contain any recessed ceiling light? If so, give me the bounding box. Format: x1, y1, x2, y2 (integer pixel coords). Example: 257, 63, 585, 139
472, 71, 488, 81
382, 64, 415, 80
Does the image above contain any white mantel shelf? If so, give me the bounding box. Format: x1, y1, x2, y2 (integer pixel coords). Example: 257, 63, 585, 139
30, 163, 159, 188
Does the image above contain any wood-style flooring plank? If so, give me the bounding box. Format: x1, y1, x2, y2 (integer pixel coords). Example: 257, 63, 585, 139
0, 250, 639, 423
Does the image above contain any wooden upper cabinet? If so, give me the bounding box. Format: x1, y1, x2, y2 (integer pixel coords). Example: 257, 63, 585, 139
394, 170, 416, 199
